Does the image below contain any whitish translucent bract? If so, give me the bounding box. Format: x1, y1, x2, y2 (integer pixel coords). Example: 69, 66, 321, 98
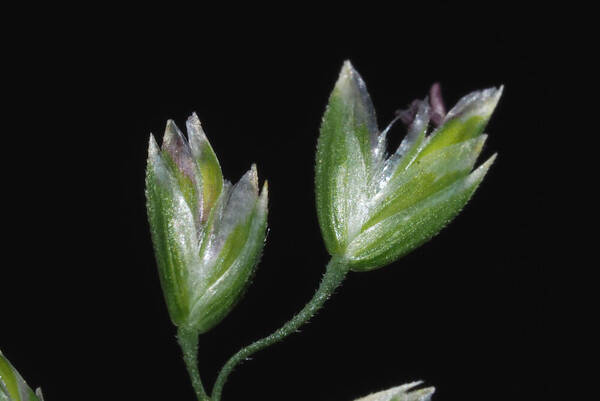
354, 381, 434, 401
0, 351, 43, 401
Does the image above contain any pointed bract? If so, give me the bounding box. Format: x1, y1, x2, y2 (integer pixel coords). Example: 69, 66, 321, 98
419, 86, 502, 159
316, 61, 378, 255
365, 135, 488, 228
444, 86, 504, 122
146, 144, 199, 325
190, 181, 268, 333
354, 381, 435, 401
399, 100, 431, 158
162, 120, 196, 180
382, 100, 431, 185
187, 113, 223, 217
347, 154, 496, 270
160, 120, 205, 225
335, 60, 379, 161
0, 351, 43, 401
218, 166, 259, 242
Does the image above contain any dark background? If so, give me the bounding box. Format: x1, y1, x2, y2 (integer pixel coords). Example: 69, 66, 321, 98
2, 8, 559, 401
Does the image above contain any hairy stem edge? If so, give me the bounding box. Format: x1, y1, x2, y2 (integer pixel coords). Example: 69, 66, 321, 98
211, 256, 349, 401
178, 326, 210, 401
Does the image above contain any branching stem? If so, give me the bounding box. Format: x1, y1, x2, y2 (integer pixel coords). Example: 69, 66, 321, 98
211, 256, 348, 401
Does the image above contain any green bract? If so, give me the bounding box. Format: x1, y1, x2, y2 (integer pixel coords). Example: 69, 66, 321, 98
354, 381, 434, 401
316, 61, 501, 271
146, 113, 268, 334
0, 351, 43, 401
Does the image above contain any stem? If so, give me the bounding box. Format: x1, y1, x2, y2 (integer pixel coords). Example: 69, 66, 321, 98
177, 327, 210, 401
211, 256, 348, 401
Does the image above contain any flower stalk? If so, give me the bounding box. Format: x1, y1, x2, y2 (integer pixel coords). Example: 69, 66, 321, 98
177, 328, 210, 401
211, 256, 349, 401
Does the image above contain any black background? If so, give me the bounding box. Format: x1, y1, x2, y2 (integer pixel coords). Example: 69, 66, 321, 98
2, 7, 559, 401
